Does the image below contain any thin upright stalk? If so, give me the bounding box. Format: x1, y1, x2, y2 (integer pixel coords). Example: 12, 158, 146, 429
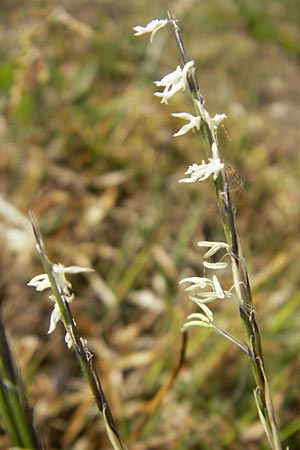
30, 215, 128, 450
169, 14, 282, 450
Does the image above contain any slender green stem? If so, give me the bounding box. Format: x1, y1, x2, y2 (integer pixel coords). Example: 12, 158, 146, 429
30, 215, 127, 450
169, 14, 282, 449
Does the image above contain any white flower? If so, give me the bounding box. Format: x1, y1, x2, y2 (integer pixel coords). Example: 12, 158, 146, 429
154, 60, 194, 104
190, 293, 219, 303
180, 274, 231, 303
193, 99, 226, 139
27, 274, 51, 291
172, 112, 201, 137
183, 304, 248, 354
52, 264, 93, 296
180, 277, 213, 290
197, 241, 229, 258
133, 18, 169, 42
179, 154, 224, 183
48, 302, 61, 334
212, 274, 225, 299
211, 113, 227, 129
65, 331, 73, 349
211, 141, 220, 160
181, 281, 219, 303
28, 264, 93, 295
203, 261, 228, 270
183, 303, 214, 329
28, 263, 94, 333
206, 112, 227, 138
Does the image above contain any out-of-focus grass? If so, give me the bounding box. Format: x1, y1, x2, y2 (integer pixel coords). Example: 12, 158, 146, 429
0, 1, 300, 449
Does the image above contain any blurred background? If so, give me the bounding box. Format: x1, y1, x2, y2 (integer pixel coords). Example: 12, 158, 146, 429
0, 0, 300, 449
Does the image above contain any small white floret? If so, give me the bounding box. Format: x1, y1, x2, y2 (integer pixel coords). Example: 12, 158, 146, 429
179, 155, 224, 183
172, 112, 201, 137
48, 303, 61, 334
197, 241, 229, 258
203, 261, 228, 270
65, 331, 73, 349
211, 113, 227, 129
133, 18, 169, 42
154, 61, 194, 104
27, 274, 51, 291
180, 276, 213, 290
183, 304, 214, 329
28, 263, 94, 334
212, 274, 225, 299
190, 293, 218, 304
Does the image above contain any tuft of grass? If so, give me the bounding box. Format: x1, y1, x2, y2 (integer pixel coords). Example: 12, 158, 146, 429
0, 311, 42, 449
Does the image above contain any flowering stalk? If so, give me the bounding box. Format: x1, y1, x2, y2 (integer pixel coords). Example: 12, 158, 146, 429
134, 14, 282, 449
169, 15, 282, 450
28, 215, 127, 450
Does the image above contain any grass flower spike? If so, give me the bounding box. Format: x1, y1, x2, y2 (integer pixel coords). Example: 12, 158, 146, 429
133, 18, 169, 42
203, 261, 228, 270
28, 216, 128, 450
28, 264, 93, 294
179, 156, 224, 183
184, 303, 214, 329
197, 241, 230, 258
180, 275, 232, 302
180, 276, 212, 289
134, 15, 282, 448
28, 264, 94, 334
172, 112, 201, 136
154, 60, 194, 104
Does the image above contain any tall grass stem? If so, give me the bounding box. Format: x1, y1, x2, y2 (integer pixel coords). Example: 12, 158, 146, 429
29, 214, 128, 450
169, 13, 282, 449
